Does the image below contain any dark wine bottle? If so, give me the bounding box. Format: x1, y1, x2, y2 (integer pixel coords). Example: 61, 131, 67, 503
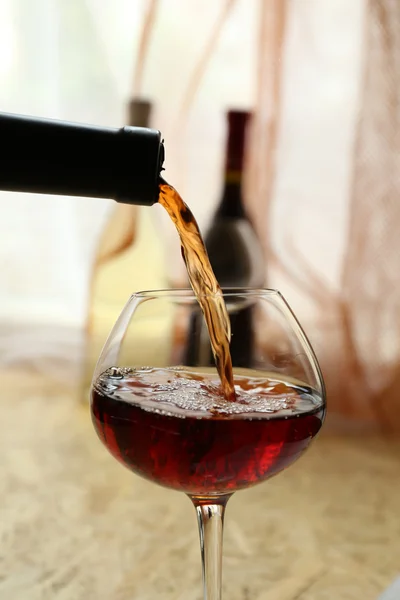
185, 109, 265, 368
0, 112, 164, 206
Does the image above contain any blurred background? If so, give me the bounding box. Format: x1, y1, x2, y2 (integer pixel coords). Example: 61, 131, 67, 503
1, 2, 400, 599
2, 0, 399, 433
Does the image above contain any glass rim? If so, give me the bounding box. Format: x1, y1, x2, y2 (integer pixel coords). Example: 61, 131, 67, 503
130, 287, 283, 300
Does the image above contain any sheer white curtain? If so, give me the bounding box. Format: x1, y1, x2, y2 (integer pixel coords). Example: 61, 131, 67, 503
0, 0, 142, 325
0, 0, 144, 375
0, 0, 364, 383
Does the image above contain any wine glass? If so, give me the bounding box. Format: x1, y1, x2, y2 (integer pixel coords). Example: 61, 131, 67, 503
90, 289, 326, 600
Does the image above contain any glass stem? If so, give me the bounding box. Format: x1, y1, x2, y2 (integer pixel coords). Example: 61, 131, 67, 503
192, 496, 230, 600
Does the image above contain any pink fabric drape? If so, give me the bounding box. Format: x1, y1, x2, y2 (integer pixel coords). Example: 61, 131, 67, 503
250, 0, 400, 432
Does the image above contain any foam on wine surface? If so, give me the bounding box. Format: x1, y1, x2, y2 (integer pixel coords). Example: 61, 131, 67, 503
94, 366, 322, 419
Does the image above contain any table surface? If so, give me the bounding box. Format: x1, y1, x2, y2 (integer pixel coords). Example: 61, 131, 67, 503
1, 368, 400, 600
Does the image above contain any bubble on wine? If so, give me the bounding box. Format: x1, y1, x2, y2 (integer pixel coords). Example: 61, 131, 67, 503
95, 366, 322, 420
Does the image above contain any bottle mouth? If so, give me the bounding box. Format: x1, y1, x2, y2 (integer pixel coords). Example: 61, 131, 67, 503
155, 140, 166, 203
158, 139, 165, 174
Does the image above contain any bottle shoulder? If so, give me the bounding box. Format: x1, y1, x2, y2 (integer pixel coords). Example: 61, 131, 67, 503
205, 218, 265, 287
215, 183, 246, 219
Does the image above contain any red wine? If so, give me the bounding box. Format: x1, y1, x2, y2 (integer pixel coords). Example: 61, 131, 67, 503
91, 367, 325, 496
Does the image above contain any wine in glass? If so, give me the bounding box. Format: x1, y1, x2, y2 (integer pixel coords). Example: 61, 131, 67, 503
90, 288, 326, 600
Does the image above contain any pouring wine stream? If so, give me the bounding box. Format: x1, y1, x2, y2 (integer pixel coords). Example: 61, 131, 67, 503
159, 179, 236, 401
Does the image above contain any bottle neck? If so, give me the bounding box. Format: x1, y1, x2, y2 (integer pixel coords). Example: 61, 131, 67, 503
215, 110, 249, 219
216, 171, 246, 219
128, 98, 151, 128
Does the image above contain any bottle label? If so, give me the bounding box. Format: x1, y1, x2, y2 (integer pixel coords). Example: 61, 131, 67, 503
225, 170, 242, 185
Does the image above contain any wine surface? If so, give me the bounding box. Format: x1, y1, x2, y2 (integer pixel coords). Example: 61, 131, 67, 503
91, 367, 325, 496
159, 182, 235, 400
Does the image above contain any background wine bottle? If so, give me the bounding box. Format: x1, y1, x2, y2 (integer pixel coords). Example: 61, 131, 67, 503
81, 99, 166, 401
185, 109, 265, 368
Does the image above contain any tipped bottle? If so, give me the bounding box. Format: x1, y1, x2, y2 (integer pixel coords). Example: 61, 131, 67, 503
0, 111, 164, 205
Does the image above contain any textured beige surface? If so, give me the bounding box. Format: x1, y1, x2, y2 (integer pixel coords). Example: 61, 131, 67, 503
1, 368, 400, 600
